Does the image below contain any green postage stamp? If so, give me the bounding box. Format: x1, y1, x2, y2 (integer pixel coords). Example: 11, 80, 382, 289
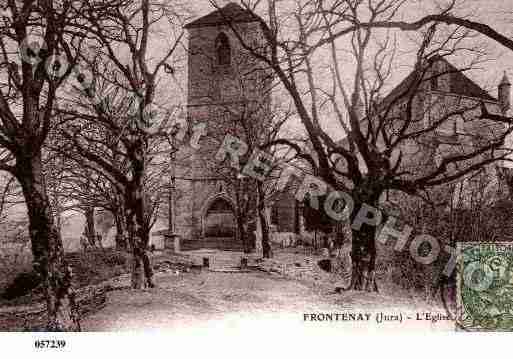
457, 242, 513, 331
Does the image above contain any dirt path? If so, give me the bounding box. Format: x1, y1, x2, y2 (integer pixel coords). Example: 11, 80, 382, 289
81, 268, 451, 331
81, 270, 344, 330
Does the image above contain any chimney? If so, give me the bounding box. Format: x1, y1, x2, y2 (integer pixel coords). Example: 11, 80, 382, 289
498, 71, 511, 113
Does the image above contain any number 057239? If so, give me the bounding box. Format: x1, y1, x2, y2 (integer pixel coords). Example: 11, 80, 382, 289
34, 340, 66, 349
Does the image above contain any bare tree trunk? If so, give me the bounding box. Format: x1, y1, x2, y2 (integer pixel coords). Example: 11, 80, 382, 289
257, 182, 272, 258
234, 184, 249, 253
114, 206, 128, 251
84, 206, 96, 248
236, 213, 247, 253
347, 192, 380, 292
135, 197, 154, 289
17, 154, 80, 331
349, 225, 378, 291
125, 208, 143, 289
331, 221, 348, 257
125, 182, 154, 289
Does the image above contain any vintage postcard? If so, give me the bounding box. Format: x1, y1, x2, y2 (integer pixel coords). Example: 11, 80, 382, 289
0, 0, 512, 356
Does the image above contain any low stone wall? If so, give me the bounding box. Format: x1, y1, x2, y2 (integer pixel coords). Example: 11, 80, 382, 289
0, 302, 46, 331
0, 251, 200, 331
0, 284, 107, 331
256, 246, 353, 290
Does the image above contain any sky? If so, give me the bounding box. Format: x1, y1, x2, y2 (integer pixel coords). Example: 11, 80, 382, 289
405, 0, 513, 92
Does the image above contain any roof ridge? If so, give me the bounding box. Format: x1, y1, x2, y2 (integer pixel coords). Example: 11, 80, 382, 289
184, 2, 261, 29
382, 56, 496, 104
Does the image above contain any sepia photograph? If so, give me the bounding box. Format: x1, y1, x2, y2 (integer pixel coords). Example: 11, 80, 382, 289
0, 0, 513, 355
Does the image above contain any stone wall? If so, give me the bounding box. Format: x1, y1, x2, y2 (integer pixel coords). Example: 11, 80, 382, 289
270, 190, 298, 233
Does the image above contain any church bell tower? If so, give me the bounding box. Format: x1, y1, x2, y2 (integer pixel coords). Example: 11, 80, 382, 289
173, 3, 270, 243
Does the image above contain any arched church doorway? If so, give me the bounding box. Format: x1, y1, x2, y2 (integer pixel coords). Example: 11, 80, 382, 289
203, 197, 236, 238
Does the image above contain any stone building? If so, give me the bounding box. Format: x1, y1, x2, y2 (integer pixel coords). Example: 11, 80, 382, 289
381, 56, 511, 206
359, 56, 513, 253
324, 55, 513, 253
170, 3, 301, 250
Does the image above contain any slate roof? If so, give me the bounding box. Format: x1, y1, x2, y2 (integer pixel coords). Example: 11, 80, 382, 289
184, 3, 261, 29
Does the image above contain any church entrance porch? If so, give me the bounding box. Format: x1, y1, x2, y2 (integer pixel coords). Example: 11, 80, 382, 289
203, 197, 235, 238
179, 195, 243, 252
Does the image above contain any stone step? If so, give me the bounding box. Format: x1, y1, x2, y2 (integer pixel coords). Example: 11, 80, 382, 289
180, 237, 246, 252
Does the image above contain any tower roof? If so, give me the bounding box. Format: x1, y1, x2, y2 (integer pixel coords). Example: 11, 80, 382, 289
500, 71, 511, 86
184, 3, 261, 29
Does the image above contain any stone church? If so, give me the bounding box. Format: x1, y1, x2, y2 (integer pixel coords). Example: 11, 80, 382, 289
169, 3, 300, 250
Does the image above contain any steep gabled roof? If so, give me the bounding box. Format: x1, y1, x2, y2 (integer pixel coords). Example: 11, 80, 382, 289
447, 60, 496, 101
383, 56, 496, 106
381, 71, 419, 108
184, 3, 261, 29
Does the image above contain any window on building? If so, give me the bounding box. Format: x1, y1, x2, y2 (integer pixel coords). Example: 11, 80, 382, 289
271, 205, 279, 225
434, 145, 442, 168
451, 178, 470, 208
455, 117, 464, 134
430, 75, 438, 91
398, 101, 407, 115
215, 33, 231, 66
436, 116, 465, 137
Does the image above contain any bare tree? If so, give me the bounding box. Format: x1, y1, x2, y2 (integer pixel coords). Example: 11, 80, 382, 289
228, 0, 513, 291
0, 0, 123, 330
45, 149, 127, 249
57, 0, 186, 288
328, 0, 513, 53
216, 98, 291, 258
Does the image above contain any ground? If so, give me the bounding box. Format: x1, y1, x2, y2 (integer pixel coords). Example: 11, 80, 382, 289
82, 271, 330, 330
82, 249, 454, 331
1, 247, 455, 331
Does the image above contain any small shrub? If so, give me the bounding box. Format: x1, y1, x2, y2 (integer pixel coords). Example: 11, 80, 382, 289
102, 251, 127, 266
318, 259, 332, 273
2, 271, 41, 300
